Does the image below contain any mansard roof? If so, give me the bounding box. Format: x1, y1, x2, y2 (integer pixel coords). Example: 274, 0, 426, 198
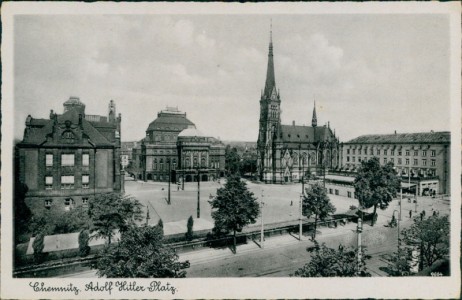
147, 111, 194, 132
345, 131, 450, 145
19, 108, 114, 147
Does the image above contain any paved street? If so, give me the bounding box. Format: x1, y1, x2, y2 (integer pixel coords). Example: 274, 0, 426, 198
58, 178, 449, 278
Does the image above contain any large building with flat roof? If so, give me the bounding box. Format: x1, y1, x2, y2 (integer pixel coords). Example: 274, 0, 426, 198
339, 131, 450, 195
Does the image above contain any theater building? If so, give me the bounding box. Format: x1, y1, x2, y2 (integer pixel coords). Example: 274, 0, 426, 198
257, 30, 340, 183
131, 107, 225, 182
15, 97, 123, 213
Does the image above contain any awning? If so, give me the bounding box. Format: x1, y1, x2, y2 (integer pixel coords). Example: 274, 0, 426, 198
401, 182, 417, 188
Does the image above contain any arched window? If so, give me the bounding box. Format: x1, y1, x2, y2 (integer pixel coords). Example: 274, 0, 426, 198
201, 158, 206, 167
185, 158, 190, 168
153, 158, 157, 170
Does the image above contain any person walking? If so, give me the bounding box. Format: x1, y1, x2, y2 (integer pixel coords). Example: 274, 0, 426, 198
409, 210, 412, 219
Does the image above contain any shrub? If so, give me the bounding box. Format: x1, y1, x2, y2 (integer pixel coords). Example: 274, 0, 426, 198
32, 233, 46, 263
78, 230, 91, 257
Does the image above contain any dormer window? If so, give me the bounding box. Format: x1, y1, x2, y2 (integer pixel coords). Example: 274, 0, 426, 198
62, 131, 75, 144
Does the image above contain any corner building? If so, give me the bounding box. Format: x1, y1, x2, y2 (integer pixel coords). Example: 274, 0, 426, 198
340, 131, 451, 195
257, 31, 340, 183
15, 97, 123, 213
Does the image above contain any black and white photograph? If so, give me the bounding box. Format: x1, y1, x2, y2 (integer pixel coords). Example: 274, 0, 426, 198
2, 2, 461, 299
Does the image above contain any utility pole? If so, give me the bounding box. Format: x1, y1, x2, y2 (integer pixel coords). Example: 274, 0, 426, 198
299, 193, 303, 241
414, 187, 418, 213
399, 188, 402, 221
167, 158, 171, 205
357, 218, 363, 276
197, 168, 200, 218
260, 191, 264, 248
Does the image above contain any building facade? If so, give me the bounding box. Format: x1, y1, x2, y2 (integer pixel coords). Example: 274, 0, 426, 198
340, 131, 450, 195
257, 31, 340, 183
15, 97, 123, 213
131, 107, 225, 182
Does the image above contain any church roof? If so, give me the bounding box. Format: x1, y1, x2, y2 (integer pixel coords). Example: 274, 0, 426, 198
263, 29, 276, 98
346, 131, 450, 144
279, 125, 335, 143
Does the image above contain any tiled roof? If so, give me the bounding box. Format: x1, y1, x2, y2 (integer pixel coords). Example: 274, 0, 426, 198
280, 125, 335, 143
19, 108, 114, 147
147, 114, 194, 132
346, 132, 450, 144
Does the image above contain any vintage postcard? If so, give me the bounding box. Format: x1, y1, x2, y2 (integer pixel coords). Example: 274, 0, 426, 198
1, 1, 461, 299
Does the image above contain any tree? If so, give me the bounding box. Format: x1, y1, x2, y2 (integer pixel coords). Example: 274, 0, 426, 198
354, 157, 400, 226
225, 145, 241, 175
14, 181, 32, 244
88, 193, 143, 245
209, 175, 260, 253
185, 216, 194, 241
302, 183, 336, 240
78, 229, 91, 257
401, 214, 449, 272
95, 225, 188, 278
293, 242, 370, 277
32, 232, 46, 263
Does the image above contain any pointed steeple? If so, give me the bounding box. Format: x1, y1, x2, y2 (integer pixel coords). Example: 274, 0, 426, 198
312, 101, 317, 127
264, 22, 276, 98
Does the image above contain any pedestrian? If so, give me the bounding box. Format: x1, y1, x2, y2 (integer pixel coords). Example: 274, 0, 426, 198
422, 210, 426, 217
290, 200, 293, 206
433, 210, 437, 216
420, 212, 423, 221
409, 210, 412, 219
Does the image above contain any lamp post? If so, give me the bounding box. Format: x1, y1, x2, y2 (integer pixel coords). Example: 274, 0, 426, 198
299, 193, 303, 241
197, 167, 200, 218
399, 188, 402, 221
167, 158, 171, 205
260, 190, 264, 248
393, 209, 400, 256
357, 218, 363, 276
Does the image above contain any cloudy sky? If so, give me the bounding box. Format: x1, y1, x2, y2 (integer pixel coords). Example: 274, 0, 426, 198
13, 13, 451, 142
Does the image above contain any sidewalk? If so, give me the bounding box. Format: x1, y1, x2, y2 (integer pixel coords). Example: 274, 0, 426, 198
179, 221, 359, 265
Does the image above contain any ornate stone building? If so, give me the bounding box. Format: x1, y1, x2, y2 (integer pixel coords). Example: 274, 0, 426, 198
257, 31, 340, 183
15, 97, 123, 213
130, 107, 225, 182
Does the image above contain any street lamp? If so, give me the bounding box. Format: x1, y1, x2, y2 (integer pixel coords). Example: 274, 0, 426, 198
196, 167, 201, 218
357, 217, 363, 276
299, 193, 303, 241
392, 209, 400, 256
167, 158, 171, 205
260, 190, 265, 248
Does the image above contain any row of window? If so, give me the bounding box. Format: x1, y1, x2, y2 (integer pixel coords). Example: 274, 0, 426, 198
328, 188, 354, 198
346, 156, 436, 166
46, 153, 89, 167
346, 149, 436, 157
44, 197, 88, 210
45, 175, 89, 189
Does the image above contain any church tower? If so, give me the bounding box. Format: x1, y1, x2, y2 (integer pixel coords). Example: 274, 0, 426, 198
257, 25, 281, 181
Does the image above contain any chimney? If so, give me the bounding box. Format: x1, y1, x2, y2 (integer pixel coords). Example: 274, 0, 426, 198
292, 120, 295, 126
49, 110, 54, 119
394, 130, 397, 134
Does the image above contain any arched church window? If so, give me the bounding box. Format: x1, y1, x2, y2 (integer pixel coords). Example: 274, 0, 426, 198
201, 158, 206, 167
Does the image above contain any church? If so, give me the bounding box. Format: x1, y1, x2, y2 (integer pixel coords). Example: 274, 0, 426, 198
257, 30, 341, 183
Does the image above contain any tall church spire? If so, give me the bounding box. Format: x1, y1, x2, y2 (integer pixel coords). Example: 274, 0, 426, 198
312, 101, 317, 127
264, 22, 276, 98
